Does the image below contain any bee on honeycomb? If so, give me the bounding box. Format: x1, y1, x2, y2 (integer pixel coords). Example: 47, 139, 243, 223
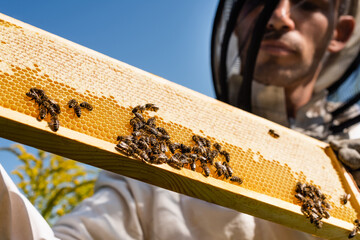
341, 193, 351, 205
26, 87, 61, 132
268, 129, 280, 138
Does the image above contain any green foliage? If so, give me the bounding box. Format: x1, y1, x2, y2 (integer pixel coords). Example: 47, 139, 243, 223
1, 144, 97, 225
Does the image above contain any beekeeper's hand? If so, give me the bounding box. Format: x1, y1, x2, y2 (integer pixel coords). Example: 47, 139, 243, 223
330, 139, 360, 187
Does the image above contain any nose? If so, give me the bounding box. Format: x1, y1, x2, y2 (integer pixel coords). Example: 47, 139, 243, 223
267, 0, 295, 31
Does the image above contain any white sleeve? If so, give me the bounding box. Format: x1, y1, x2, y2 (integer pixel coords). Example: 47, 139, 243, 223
53, 170, 323, 240
0, 164, 59, 240
52, 171, 145, 240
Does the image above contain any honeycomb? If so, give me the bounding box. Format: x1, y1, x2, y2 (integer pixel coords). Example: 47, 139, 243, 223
0, 12, 359, 236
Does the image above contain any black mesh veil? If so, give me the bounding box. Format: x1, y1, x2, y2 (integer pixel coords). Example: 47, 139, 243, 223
211, 0, 280, 111
211, 0, 360, 137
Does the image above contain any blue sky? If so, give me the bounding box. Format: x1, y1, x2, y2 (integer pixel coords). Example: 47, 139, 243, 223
0, 1, 219, 182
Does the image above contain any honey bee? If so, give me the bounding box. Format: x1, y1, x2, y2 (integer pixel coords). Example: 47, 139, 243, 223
214, 161, 225, 177
180, 144, 191, 153
192, 146, 206, 155
185, 153, 197, 160
201, 163, 210, 177
198, 155, 207, 164
349, 227, 359, 239
139, 135, 150, 144
159, 141, 167, 153
157, 153, 168, 163
184, 153, 197, 169
210, 149, 219, 158
48, 99, 61, 114
314, 188, 323, 199
147, 117, 156, 127
144, 125, 161, 137
213, 143, 222, 151
138, 140, 151, 155
341, 193, 351, 205
309, 212, 320, 224
202, 138, 211, 148
207, 154, 215, 165
30, 87, 46, 102
303, 199, 314, 210
30, 87, 45, 96
115, 141, 134, 155
157, 127, 170, 140
132, 129, 145, 138
132, 105, 146, 113
311, 207, 321, 217
26, 90, 41, 104
303, 186, 315, 198
296, 182, 305, 193
223, 161, 233, 177
322, 201, 332, 210
37, 104, 47, 121
230, 176, 243, 184
206, 150, 218, 165
145, 103, 159, 112
80, 101, 93, 111
48, 116, 59, 132
68, 99, 81, 117
149, 134, 158, 145
149, 154, 161, 164
295, 193, 306, 202
119, 135, 134, 144
313, 200, 323, 213
73, 104, 81, 118
130, 117, 144, 131
322, 209, 330, 219
268, 129, 280, 138
220, 150, 230, 162
116, 135, 124, 142
135, 148, 150, 162
168, 153, 182, 169
68, 99, 78, 108
301, 205, 310, 218
134, 112, 146, 123
38, 101, 51, 117
314, 219, 323, 229
192, 135, 203, 146
169, 142, 181, 154
150, 153, 168, 164
180, 155, 191, 166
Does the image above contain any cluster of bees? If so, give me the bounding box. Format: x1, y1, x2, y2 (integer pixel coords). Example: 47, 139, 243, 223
115, 103, 242, 184
26, 88, 93, 132
26, 87, 61, 132
295, 182, 332, 229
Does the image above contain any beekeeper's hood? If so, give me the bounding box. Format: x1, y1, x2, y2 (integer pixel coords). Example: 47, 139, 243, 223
211, 0, 360, 126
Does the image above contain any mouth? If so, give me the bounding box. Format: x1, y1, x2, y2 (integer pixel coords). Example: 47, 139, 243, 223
260, 40, 296, 56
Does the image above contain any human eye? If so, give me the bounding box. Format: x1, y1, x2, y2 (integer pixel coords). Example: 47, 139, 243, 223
291, 0, 323, 12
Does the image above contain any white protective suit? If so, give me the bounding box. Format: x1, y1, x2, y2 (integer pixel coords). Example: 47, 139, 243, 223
1, 1, 360, 240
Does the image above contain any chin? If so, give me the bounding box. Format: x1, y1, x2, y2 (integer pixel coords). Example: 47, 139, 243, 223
253, 68, 305, 87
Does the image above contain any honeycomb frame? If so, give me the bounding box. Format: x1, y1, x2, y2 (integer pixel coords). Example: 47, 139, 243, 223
0, 13, 359, 239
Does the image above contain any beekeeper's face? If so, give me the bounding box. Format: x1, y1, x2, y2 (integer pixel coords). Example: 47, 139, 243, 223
235, 0, 354, 88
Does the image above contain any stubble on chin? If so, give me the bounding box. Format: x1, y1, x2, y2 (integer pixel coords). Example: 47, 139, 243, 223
252, 63, 308, 87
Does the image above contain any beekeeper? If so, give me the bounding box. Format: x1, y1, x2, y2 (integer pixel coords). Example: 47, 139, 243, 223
1, 0, 360, 239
